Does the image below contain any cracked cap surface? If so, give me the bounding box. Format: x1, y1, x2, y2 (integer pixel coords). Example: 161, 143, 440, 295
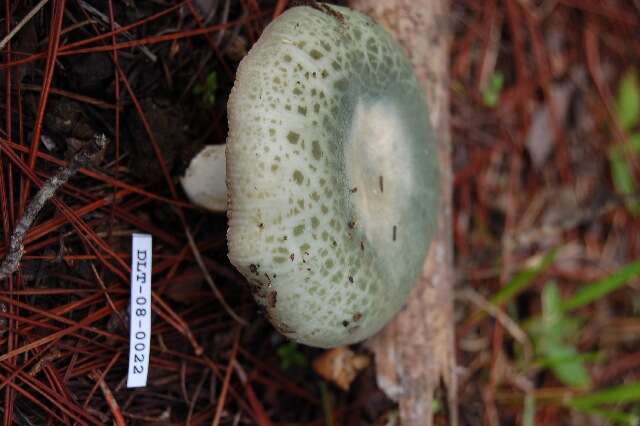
226, 4, 439, 347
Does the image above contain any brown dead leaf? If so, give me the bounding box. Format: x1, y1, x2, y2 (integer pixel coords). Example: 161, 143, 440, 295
312, 347, 370, 391
163, 269, 206, 304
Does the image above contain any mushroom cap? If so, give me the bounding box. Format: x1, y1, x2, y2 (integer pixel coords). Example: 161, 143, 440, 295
226, 4, 439, 347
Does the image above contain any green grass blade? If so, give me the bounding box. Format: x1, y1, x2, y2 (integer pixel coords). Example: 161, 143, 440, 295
609, 134, 640, 214
610, 146, 637, 196
522, 394, 535, 426
490, 249, 557, 306
615, 68, 640, 131
569, 382, 640, 409
561, 259, 640, 311
542, 344, 591, 389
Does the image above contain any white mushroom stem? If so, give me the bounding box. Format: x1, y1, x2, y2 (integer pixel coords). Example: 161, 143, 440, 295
180, 144, 227, 212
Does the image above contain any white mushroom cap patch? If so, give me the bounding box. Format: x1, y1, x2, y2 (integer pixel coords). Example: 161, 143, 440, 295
226, 4, 439, 348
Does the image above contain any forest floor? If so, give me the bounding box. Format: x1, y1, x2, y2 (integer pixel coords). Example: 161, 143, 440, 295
0, 1, 639, 425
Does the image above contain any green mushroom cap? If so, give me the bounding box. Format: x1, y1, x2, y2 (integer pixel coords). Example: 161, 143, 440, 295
226, 4, 439, 347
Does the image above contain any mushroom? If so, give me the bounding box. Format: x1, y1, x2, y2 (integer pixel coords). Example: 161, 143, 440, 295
182, 3, 439, 348
181, 144, 227, 212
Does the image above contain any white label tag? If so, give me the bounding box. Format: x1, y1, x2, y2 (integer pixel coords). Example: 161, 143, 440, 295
127, 233, 152, 388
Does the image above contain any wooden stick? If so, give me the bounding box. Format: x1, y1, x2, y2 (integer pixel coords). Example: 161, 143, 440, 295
0, 0, 50, 50
0, 134, 108, 280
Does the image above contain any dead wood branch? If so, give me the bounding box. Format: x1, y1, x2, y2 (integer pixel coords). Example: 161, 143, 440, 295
0, 134, 108, 280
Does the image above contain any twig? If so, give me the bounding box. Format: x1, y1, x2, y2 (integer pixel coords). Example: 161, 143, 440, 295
183, 225, 247, 326
186, 368, 209, 426
233, 360, 273, 426
0, 134, 108, 280
0, 0, 50, 50
456, 289, 533, 361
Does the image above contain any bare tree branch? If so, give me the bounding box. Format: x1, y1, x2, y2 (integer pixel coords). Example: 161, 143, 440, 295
0, 134, 108, 280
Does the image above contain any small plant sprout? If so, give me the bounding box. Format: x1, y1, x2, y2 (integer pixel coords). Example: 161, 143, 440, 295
182, 4, 440, 347
193, 71, 218, 108
482, 71, 504, 108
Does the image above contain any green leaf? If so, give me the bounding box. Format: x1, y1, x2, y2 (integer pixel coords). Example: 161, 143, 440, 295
537, 351, 600, 369
608, 134, 640, 214
562, 258, 640, 311
194, 71, 218, 108
277, 342, 307, 370
530, 282, 591, 388
616, 69, 640, 131
610, 146, 636, 196
536, 282, 580, 343
542, 281, 562, 324
482, 71, 504, 108
543, 343, 591, 388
